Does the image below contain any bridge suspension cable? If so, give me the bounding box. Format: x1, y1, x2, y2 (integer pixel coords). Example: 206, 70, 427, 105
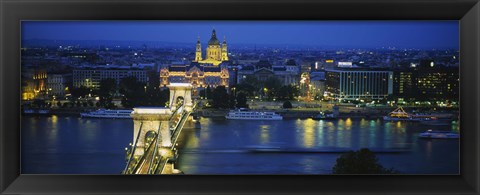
123, 122, 143, 174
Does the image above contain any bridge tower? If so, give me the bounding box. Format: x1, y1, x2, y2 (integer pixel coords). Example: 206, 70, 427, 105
125, 83, 194, 174
168, 83, 193, 112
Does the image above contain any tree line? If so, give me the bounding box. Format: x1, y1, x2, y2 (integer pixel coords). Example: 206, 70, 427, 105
69, 72, 169, 109
234, 75, 299, 101
196, 75, 299, 109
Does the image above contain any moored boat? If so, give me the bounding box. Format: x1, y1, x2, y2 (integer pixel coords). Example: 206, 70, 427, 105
23, 109, 35, 114
225, 108, 283, 120
22, 108, 51, 115
312, 112, 337, 120
80, 109, 133, 119
38, 109, 50, 114
383, 107, 437, 122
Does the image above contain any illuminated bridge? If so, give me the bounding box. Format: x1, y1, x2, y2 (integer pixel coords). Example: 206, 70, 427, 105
123, 83, 196, 174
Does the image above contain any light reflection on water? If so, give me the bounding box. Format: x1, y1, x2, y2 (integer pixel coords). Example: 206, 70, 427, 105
22, 116, 459, 174
178, 117, 459, 174
259, 125, 270, 144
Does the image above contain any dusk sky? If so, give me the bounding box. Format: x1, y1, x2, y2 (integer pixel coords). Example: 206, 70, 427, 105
22, 21, 459, 49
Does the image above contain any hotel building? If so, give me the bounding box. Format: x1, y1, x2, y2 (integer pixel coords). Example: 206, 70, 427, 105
325, 68, 393, 100
393, 64, 459, 101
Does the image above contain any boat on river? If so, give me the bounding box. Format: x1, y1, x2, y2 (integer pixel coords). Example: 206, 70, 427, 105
23, 108, 51, 115
80, 109, 133, 119
312, 112, 337, 120
225, 108, 283, 120
419, 118, 452, 126
419, 129, 459, 139
383, 107, 437, 122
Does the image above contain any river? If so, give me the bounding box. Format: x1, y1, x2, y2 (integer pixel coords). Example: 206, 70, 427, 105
21, 115, 459, 174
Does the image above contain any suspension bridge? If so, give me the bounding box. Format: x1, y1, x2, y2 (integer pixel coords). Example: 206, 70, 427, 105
123, 83, 196, 174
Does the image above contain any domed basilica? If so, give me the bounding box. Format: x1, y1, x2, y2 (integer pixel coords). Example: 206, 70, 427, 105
159, 29, 230, 90
194, 29, 229, 66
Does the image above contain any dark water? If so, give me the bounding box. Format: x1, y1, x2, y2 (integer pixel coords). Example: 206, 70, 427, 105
21, 116, 459, 174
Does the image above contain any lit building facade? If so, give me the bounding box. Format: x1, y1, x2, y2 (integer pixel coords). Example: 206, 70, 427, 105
393, 65, 458, 101
73, 69, 149, 88
194, 29, 229, 66
325, 68, 393, 100
159, 62, 229, 89
393, 71, 414, 100
237, 60, 299, 86
22, 70, 60, 100
22, 81, 36, 100
47, 74, 71, 97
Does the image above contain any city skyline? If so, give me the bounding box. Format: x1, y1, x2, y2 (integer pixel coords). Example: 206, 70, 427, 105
20, 21, 460, 176
22, 21, 459, 49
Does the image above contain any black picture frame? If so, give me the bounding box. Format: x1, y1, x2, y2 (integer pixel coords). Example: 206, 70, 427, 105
1, 0, 479, 194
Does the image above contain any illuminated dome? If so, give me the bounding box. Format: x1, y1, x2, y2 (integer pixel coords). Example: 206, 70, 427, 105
208, 29, 220, 45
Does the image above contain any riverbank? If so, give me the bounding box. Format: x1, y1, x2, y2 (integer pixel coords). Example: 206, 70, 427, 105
195, 108, 383, 119
23, 104, 458, 120
195, 107, 457, 120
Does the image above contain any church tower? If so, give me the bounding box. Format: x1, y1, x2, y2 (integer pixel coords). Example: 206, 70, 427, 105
221, 36, 229, 61
206, 29, 222, 61
194, 36, 202, 61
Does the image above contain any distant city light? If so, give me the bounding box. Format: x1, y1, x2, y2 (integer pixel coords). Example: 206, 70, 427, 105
338, 62, 353, 68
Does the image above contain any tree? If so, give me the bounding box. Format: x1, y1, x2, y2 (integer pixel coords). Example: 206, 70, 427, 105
283, 101, 292, 109
145, 88, 169, 107
236, 92, 248, 108
264, 77, 282, 100
235, 82, 257, 97
229, 91, 236, 109
332, 148, 397, 174
241, 75, 260, 89
237, 75, 260, 97
119, 77, 142, 95
212, 86, 230, 108
70, 86, 90, 99
147, 71, 160, 88
119, 77, 147, 108
98, 78, 117, 108
277, 85, 299, 100
199, 86, 214, 100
